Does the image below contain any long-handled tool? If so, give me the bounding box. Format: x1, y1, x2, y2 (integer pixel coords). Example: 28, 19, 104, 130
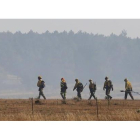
120, 90, 140, 95
83, 83, 87, 90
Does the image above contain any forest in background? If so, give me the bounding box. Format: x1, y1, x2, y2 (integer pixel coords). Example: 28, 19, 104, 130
0, 30, 140, 98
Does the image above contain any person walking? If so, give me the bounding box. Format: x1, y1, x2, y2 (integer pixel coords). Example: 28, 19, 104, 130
60, 78, 67, 100
37, 76, 46, 99
88, 79, 97, 100
124, 78, 134, 100
103, 77, 113, 100
73, 79, 83, 100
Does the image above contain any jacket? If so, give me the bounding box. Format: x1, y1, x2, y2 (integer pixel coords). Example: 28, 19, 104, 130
73, 82, 83, 91
61, 81, 67, 92
89, 82, 96, 90
37, 79, 42, 87
104, 80, 113, 89
125, 81, 132, 91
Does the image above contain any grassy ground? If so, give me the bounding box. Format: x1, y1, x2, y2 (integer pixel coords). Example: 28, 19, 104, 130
0, 98, 140, 121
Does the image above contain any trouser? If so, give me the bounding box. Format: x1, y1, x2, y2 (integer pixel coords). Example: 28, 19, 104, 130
77, 90, 82, 99
60, 91, 66, 100
125, 90, 134, 100
105, 88, 112, 99
89, 89, 96, 100
38, 88, 46, 99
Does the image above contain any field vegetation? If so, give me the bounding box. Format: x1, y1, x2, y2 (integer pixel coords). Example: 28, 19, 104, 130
0, 99, 140, 121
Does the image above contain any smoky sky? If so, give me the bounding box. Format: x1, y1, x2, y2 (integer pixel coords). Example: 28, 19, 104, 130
0, 19, 140, 38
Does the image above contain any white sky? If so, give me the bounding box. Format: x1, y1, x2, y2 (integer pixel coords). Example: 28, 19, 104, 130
1, 19, 140, 38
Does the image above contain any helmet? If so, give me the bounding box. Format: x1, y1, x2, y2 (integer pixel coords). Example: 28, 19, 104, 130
105, 77, 108, 80
61, 78, 65, 82
89, 79, 92, 82
38, 76, 42, 79
124, 78, 128, 82
75, 79, 78, 82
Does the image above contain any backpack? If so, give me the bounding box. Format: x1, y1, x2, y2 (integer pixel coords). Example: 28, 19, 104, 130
107, 80, 113, 88
90, 82, 96, 90
94, 83, 97, 90
61, 82, 68, 90
126, 81, 132, 90
64, 83, 68, 89
77, 82, 83, 91
41, 81, 45, 88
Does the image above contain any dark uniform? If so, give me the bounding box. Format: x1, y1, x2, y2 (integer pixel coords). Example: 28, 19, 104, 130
124, 79, 134, 100
60, 79, 67, 100
88, 79, 97, 100
37, 76, 46, 99
103, 77, 113, 100
73, 79, 83, 99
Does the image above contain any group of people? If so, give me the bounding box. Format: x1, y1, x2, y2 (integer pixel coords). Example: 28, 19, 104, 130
36, 76, 134, 100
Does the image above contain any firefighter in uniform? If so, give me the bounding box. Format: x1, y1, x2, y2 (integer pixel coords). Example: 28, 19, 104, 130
124, 78, 134, 100
88, 79, 97, 100
103, 77, 113, 100
73, 79, 83, 100
60, 78, 67, 100
37, 76, 46, 99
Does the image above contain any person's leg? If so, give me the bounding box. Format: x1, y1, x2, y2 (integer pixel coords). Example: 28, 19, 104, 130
90, 89, 95, 99
106, 89, 110, 99
77, 91, 82, 99
40, 89, 46, 99
37, 91, 41, 99
105, 89, 108, 99
92, 92, 96, 99
88, 92, 92, 100
106, 89, 112, 99
128, 92, 134, 100
79, 91, 82, 99
64, 91, 66, 99
125, 91, 128, 100
60, 92, 64, 99
77, 92, 79, 98
37, 88, 41, 99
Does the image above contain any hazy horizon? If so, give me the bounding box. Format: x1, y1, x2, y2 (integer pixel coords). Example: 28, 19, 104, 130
1, 19, 140, 38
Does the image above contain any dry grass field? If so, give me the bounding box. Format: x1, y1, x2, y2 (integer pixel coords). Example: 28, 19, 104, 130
0, 98, 140, 121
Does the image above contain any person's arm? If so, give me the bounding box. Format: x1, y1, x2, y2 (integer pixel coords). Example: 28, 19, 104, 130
103, 82, 106, 90
111, 81, 113, 91
65, 83, 68, 89
130, 83, 133, 91
73, 83, 77, 91
37, 81, 40, 87
112, 85, 113, 91
60, 82, 62, 91
125, 83, 127, 91
95, 84, 97, 91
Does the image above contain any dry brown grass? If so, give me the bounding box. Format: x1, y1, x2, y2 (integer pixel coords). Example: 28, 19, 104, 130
0, 99, 140, 121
